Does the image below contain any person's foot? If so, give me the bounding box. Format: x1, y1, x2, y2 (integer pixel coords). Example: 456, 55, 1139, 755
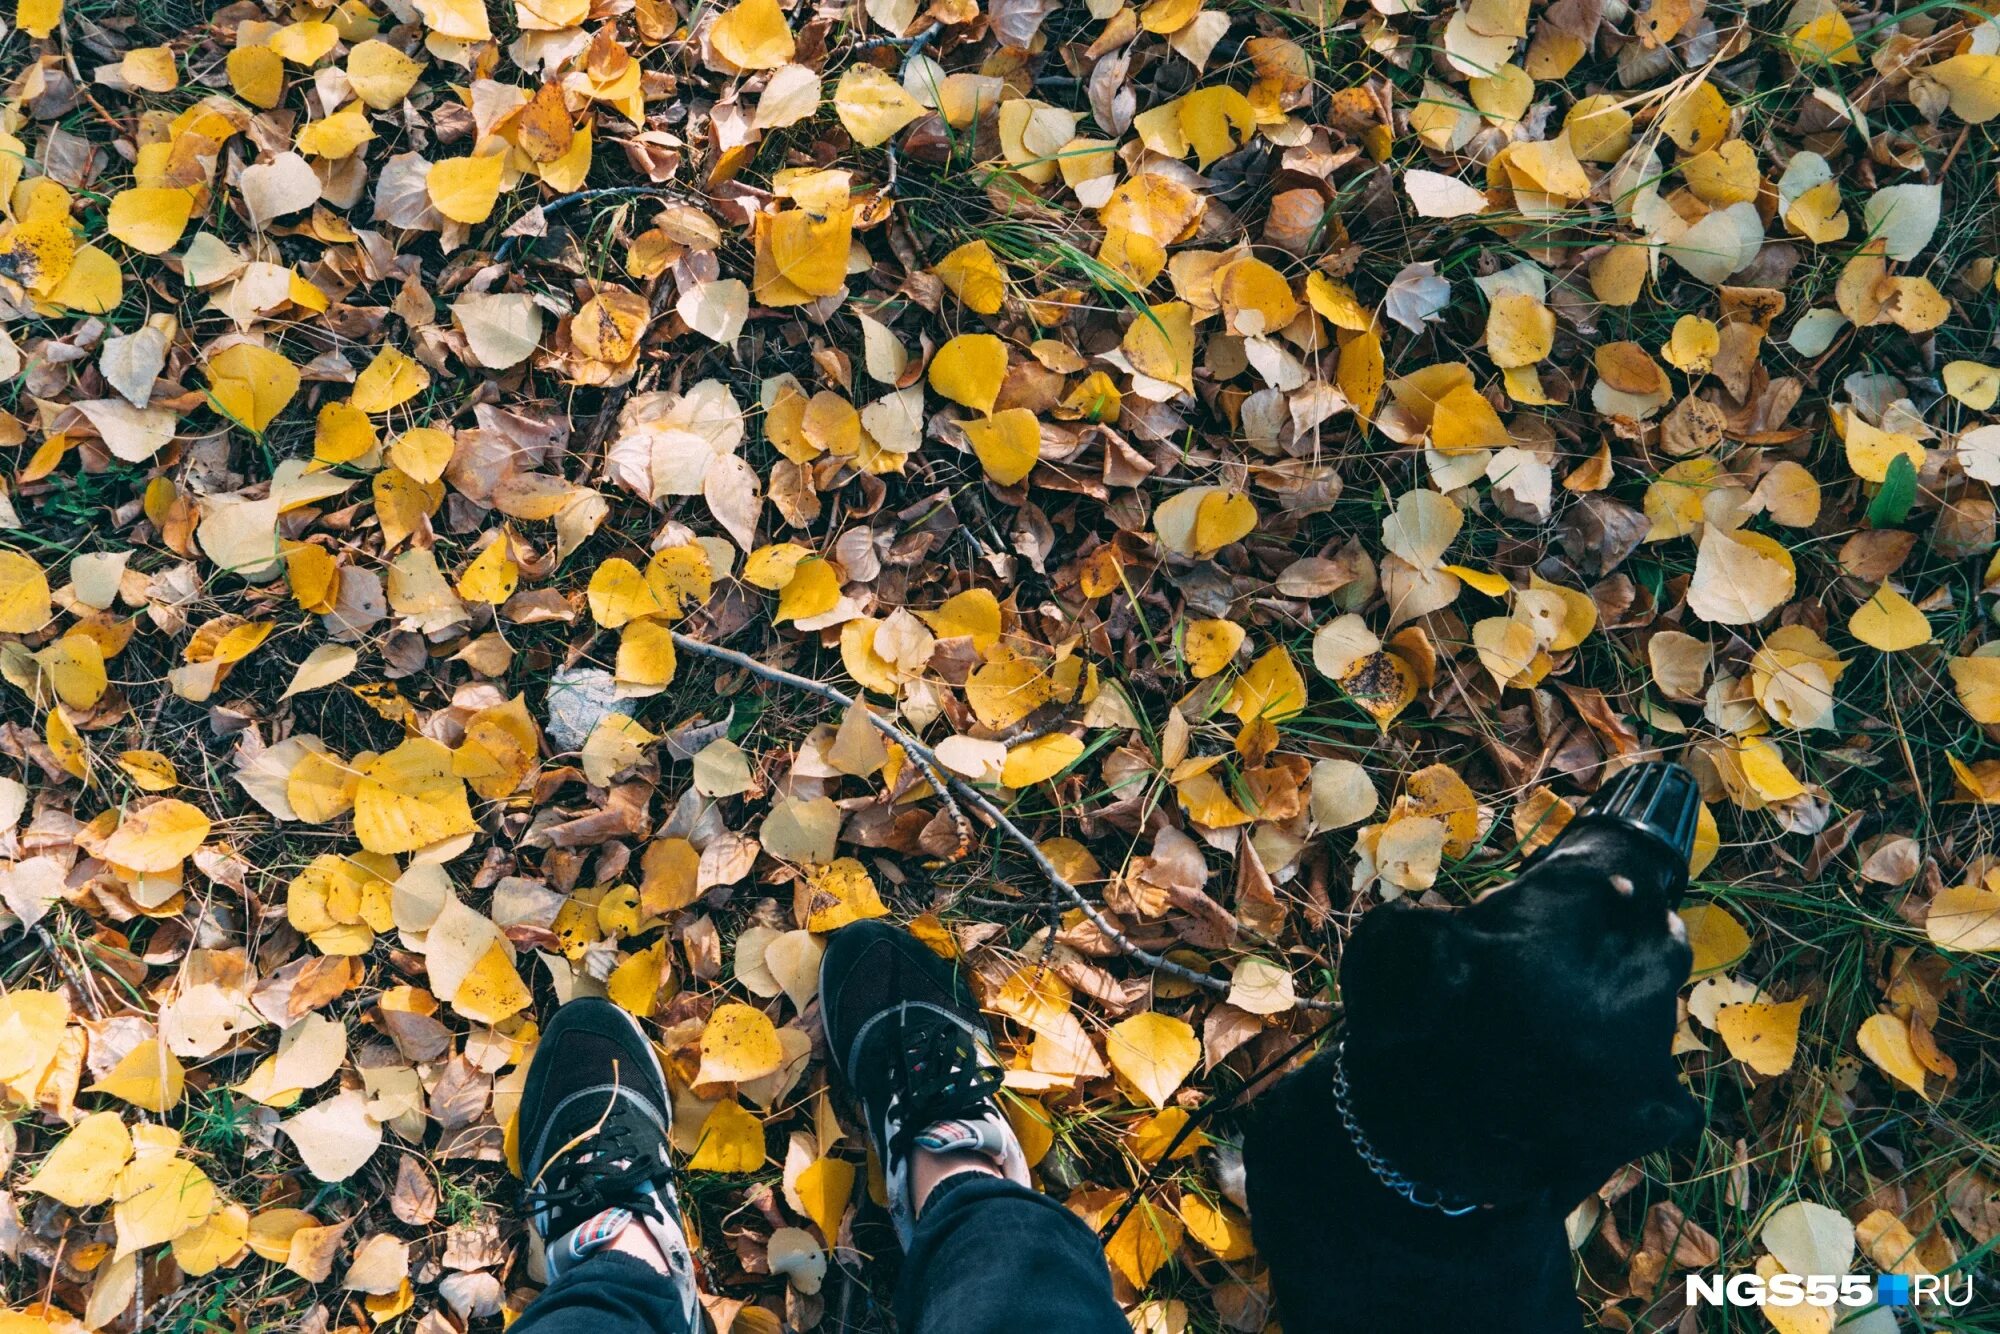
820, 920, 1032, 1247
518, 997, 698, 1308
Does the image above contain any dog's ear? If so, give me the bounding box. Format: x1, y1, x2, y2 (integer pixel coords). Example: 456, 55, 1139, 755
1340, 901, 1472, 1032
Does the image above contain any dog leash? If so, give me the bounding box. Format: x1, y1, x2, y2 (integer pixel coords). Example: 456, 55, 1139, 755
1329, 1036, 1488, 1217
1095, 1023, 1502, 1239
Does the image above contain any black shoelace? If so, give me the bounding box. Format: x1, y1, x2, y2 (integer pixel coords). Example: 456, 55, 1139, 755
887, 1012, 1002, 1158
533, 1116, 668, 1236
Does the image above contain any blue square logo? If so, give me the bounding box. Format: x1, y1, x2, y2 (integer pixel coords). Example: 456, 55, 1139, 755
1876, 1274, 1912, 1307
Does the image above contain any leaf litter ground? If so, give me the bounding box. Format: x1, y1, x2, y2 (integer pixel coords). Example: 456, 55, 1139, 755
1, 0, 1999, 1329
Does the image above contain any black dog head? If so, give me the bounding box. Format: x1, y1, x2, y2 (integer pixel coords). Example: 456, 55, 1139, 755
1338, 766, 1706, 1207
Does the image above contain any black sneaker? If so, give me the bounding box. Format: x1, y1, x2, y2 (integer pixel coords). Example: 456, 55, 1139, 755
819, 920, 1031, 1247
518, 997, 697, 1306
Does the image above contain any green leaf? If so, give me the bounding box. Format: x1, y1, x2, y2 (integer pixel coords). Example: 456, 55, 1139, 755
1868, 452, 1918, 527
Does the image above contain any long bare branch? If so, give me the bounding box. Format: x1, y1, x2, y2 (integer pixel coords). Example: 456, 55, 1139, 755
670, 631, 1333, 1010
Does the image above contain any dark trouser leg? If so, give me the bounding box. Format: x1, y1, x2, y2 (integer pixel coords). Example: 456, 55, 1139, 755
510, 1252, 700, 1334
896, 1173, 1129, 1334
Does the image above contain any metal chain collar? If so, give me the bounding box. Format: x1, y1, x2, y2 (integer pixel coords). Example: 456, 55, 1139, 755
1330, 1037, 1489, 1218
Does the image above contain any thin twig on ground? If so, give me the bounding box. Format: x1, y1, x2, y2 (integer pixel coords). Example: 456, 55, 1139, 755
670, 631, 1334, 1009
851, 21, 942, 58
37, 923, 103, 1020
895, 737, 977, 865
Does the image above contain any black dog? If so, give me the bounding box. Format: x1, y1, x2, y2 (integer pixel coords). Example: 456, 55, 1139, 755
1244, 763, 1706, 1333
